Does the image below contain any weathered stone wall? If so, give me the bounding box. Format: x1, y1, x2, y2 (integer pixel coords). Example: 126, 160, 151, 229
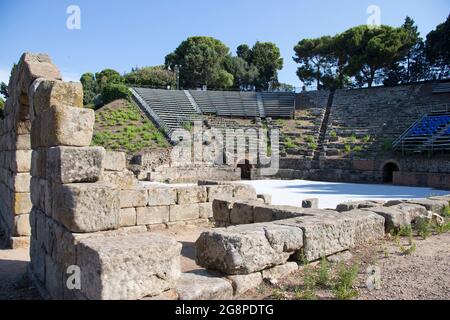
0, 54, 63, 248
0, 53, 186, 300
196, 195, 450, 278
120, 182, 258, 229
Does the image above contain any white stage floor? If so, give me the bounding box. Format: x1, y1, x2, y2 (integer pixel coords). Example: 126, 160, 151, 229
240, 180, 449, 209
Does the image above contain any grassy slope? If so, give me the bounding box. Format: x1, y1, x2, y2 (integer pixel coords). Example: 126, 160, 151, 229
92, 99, 170, 154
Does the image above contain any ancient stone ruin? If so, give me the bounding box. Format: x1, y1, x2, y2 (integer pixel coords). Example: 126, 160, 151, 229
0, 53, 449, 300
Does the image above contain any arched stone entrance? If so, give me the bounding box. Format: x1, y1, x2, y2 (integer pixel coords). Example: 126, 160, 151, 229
237, 159, 253, 180
382, 161, 400, 183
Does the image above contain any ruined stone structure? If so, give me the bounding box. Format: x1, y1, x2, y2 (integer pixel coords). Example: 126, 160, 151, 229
1, 53, 449, 300
276, 84, 450, 189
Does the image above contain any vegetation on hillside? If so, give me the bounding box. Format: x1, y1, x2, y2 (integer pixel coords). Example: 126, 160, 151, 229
92, 99, 169, 153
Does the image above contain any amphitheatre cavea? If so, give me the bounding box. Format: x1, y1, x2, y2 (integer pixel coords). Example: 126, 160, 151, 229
0, 1, 449, 308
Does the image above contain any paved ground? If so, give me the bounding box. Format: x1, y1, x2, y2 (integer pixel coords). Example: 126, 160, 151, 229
241, 179, 449, 209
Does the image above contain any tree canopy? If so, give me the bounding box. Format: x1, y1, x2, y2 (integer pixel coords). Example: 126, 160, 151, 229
124, 66, 176, 88
165, 36, 234, 89
425, 14, 450, 78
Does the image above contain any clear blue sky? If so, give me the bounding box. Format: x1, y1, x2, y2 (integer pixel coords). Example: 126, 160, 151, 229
0, 0, 449, 87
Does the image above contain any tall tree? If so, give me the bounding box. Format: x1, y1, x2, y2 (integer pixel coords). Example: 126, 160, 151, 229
165, 36, 234, 89
293, 36, 337, 90
341, 25, 411, 87
224, 56, 259, 90
246, 42, 284, 91
95, 69, 124, 91
384, 17, 428, 85
425, 14, 450, 79
80, 72, 97, 105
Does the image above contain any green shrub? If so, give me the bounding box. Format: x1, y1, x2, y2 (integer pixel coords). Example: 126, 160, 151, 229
332, 263, 359, 300
317, 257, 330, 286
382, 139, 393, 151
101, 83, 131, 105
284, 137, 296, 149
363, 135, 371, 143
329, 131, 337, 138
306, 135, 315, 143
344, 144, 352, 154
416, 219, 432, 239
353, 146, 363, 152
350, 134, 357, 143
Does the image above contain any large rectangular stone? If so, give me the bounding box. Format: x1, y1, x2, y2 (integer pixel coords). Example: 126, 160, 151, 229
120, 188, 148, 208
11, 150, 32, 173
52, 182, 119, 233
169, 204, 200, 222
232, 184, 257, 200
119, 208, 137, 227
103, 151, 126, 172
196, 223, 303, 275
12, 173, 31, 193
31, 105, 95, 148
147, 187, 177, 206
76, 233, 181, 300
177, 186, 207, 204
13, 214, 31, 236
199, 202, 213, 219
212, 198, 234, 223
206, 185, 234, 202
136, 206, 169, 225
33, 80, 83, 116
13, 192, 32, 215
47, 146, 105, 184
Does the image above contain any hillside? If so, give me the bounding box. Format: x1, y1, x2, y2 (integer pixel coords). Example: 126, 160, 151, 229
92, 99, 170, 154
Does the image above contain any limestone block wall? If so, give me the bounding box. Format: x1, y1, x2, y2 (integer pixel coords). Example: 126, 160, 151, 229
1, 53, 184, 300
120, 182, 259, 229
0, 54, 63, 248
197, 196, 449, 277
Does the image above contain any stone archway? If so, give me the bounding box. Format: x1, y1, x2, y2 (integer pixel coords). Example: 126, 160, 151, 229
237, 159, 253, 180
381, 160, 400, 184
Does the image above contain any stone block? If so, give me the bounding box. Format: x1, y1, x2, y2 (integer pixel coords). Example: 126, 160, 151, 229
261, 262, 298, 282
47, 146, 105, 184
196, 223, 303, 275
11, 150, 32, 173
119, 208, 137, 227
207, 185, 234, 202
169, 204, 200, 222
103, 151, 126, 172
212, 198, 234, 223
12, 173, 31, 193
199, 202, 213, 219
176, 271, 233, 300
120, 188, 148, 208
52, 182, 119, 233
31, 105, 95, 148
101, 171, 136, 189
13, 214, 31, 236
230, 202, 255, 225
33, 80, 83, 116
148, 187, 177, 206
13, 192, 32, 215
177, 186, 207, 204
233, 184, 257, 200
364, 206, 413, 233
136, 206, 169, 225
227, 272, 263, 296
76, 233, 181, 300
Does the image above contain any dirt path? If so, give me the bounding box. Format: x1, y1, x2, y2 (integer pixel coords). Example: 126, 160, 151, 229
0, 247, 41, 300
247, 232, 450, 300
